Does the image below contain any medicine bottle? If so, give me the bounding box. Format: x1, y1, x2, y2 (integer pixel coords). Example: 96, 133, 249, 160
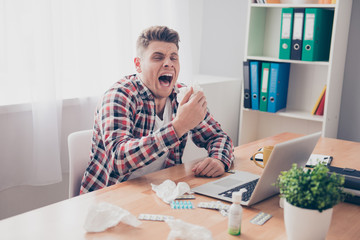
228, 189, 247, 235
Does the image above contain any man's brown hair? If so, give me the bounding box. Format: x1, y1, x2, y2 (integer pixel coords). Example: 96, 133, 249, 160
136, 26, 180, 56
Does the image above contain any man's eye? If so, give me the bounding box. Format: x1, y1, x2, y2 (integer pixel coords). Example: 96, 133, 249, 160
171, 57, 178, 61
153, 56, 163, 60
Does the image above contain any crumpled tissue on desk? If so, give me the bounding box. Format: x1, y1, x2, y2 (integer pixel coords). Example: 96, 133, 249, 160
84, 202, 141, 232
166, 218, 213, 240
151, 179, 191, 204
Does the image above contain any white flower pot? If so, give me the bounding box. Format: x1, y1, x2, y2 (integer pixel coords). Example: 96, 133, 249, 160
284, 199, 333, 240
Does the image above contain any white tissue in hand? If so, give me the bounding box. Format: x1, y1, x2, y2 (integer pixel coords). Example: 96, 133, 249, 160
177, 84, 203, 103
84, 202, 141, 232
151, 180, 191, 204
166, 219, 213, 240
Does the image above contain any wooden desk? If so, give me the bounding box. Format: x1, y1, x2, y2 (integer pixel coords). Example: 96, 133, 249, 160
1, 132, 359, 239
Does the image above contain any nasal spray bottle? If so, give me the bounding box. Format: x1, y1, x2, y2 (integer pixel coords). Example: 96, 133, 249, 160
228, 188, 247, 236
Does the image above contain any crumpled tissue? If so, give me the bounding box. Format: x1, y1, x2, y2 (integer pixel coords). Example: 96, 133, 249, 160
83, 202, 141, 232
151, 180, 191, 204
165, 219, 213, 240
177, 84, 203, 104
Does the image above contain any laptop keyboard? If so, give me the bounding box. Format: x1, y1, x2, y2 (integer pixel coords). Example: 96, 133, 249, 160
218, 178, 259, 201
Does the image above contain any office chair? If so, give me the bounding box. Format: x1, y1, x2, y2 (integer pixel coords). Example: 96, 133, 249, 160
67, 129, 93, 198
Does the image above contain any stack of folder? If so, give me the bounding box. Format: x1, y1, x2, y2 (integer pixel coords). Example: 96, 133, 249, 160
243, 61, 290, 113
327, 165, 360, 205
279, 8, 334, 61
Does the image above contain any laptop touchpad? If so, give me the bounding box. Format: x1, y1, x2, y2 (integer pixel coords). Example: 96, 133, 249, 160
214, 178, 242, 187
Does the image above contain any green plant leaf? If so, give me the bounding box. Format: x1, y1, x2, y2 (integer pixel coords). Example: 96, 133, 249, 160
275, 163, 345, 212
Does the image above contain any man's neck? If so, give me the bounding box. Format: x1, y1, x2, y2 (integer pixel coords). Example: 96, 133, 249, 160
155, 98, 167, 120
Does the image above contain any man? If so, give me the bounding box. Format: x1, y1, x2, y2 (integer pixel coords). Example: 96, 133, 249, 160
80, 26, 234, 194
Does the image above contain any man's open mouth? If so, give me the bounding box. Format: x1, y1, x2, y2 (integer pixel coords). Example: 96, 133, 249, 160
159, 74, 173, 87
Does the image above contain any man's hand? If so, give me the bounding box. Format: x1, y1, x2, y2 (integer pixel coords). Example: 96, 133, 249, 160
173, 87, 207, 138
192, 157, 225, 178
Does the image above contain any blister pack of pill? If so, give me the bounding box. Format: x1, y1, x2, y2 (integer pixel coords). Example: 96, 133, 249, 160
138, 214, 174, 222
170, 200, 194, 209
197, 201, 230, 211
250, 212, 272, 225
175, 194, 196, 200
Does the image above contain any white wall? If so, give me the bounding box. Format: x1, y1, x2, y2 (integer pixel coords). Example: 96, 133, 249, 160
199, 0, 248, 78
189, 0, 204, 75
338, 1, 360, 142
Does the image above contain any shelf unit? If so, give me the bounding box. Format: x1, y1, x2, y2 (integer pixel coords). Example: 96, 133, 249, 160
238, 0, 353, 144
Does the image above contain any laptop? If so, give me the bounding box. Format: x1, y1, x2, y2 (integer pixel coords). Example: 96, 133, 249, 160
192, 132, 321, 206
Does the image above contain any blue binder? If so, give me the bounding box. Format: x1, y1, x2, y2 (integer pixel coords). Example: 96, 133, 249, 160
267, 63, 291, 113
290, 8, 305, 60
250, 61, 261, 110
243, 61, 251, 109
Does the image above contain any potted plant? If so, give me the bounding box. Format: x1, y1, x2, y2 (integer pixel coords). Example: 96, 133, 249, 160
276, 163, 345, 240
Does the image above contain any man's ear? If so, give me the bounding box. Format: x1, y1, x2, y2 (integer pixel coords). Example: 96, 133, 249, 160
134, 57, 142, 73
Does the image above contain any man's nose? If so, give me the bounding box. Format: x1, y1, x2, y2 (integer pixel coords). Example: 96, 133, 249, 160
163, 58, 173, 67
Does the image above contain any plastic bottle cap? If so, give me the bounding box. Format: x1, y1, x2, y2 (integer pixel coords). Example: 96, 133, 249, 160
232, 189, 247, 203
232, 192, 242, 203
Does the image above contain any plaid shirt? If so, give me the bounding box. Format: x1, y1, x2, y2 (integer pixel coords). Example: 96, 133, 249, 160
80, 74, 234, 194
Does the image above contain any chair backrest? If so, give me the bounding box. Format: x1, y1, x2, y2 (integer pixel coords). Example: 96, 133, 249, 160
68, 129, 93, 198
